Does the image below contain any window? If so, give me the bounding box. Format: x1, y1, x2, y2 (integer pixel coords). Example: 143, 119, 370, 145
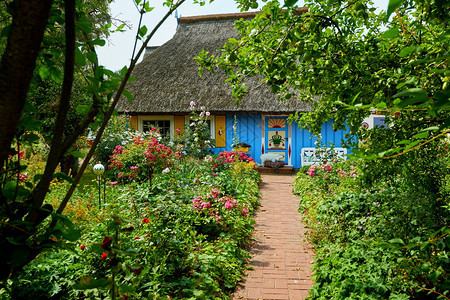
143, 120, 171, 137
139, 116, 174, 138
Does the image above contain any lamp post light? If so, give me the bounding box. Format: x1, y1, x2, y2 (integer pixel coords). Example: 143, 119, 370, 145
93, 163, 105, 208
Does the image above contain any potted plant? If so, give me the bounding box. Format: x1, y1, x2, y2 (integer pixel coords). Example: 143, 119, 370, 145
269, 131, 284, 147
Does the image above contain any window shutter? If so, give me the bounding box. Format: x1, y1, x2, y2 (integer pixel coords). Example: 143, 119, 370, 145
215, 115, 226, 148
130, 116, 138, 131
174, 115, 185, 136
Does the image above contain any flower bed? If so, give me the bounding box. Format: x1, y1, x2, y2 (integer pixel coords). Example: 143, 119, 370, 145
2, 150, 261, 299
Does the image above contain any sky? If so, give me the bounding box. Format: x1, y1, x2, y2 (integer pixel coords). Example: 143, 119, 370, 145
97, 0, 389, 71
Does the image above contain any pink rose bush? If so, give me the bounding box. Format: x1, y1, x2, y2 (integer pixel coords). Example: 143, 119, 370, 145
191, 188, 252, 229
211, 150, 255, 172
303, 161, 360, 190
109, 136, 174, 182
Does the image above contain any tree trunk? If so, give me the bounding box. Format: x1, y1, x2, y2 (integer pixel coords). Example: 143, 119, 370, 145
0, 0, 53, 176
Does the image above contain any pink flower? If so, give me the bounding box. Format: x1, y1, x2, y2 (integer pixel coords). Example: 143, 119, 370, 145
175, 128, 181, 134
109, 181, 118, 185
130, 166, 138, 170
201, 202, 211, 209
242, 208, 249, 217
224, 201, 233, 210
114, 145, 123, 154
211, 189, 219, 199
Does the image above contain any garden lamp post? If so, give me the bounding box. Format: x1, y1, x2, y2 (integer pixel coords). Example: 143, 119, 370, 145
93, 163, 105, 208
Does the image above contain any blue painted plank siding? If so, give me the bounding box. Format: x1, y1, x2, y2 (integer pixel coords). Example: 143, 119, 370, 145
290, 120, 350, 168
211, 114, 349, 168
211, 113, 262, 162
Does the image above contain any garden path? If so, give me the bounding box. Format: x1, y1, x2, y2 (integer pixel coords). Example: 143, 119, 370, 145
233, 174, 314, 300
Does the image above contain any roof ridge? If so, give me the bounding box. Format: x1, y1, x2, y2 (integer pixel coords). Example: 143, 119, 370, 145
179, 8, 308, 24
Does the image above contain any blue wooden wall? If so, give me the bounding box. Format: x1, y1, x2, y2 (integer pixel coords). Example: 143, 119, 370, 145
211, 113, 263, 162
211, 114, 350, 168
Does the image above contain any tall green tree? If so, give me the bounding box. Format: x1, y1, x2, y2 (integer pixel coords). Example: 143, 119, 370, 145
200, 0, 449, 156
0, 0, 191, 280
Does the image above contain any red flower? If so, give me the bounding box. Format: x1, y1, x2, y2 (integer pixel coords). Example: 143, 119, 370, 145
142, 218, 150, 223
101, 236, 112, 250
134, 236, 140, 239
101, 252, 108, 260
80, 245, 86, 250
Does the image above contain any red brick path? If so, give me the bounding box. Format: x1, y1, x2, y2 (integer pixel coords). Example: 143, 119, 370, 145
233, 174, 314, 300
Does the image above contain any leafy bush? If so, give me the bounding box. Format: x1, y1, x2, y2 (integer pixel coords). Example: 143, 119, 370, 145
294, 142, 449, 300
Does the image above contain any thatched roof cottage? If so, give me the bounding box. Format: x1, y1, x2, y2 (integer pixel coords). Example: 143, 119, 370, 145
117, 11, 349, 168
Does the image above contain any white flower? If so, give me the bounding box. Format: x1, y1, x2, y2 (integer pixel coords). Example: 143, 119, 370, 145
206, 111, 210, 116
201, 106, 205, 110
162, 167, 170, 174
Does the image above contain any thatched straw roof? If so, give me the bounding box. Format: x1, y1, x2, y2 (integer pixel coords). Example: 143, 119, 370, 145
117, 10, 312, 114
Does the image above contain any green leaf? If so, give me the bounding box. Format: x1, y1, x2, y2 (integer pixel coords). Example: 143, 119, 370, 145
396, 77, 415, 89
91, 39, 106, 46
412, 131, 429, 139
71, 151, 85, 159
49, 67, 63, 83
74, 277, 110, 290
122, 89, 134, 103
404, 140, 421, 150
75, 48, 86, 66
389, 238, 404, 244
380, 27, 399, 39
386, 0, 404, 20
422, 126, 439, 131
76, 104, 90, 114
39, 66, 50, 79
284, 0, 298, 7
376, 102, 387, 108
138, 25, 148, 38
20, 115, 41, 131
397, 139, 411, 145
393, 88, 428, 107
120, 66, 128, 76
398, 46, 415, 57
86, 51, 98, 64
20, 133, 40, 144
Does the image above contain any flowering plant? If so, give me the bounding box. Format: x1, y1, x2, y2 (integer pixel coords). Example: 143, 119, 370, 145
109, 136, 173, 183
304, 161, 359, 191
172, 103, 214, 158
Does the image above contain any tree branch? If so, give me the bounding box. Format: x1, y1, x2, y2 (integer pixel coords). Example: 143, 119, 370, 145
26, 0, 76, 223
56, 0, 186, 215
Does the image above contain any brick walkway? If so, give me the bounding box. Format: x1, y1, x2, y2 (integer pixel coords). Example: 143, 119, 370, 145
233, 174, 314, 300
